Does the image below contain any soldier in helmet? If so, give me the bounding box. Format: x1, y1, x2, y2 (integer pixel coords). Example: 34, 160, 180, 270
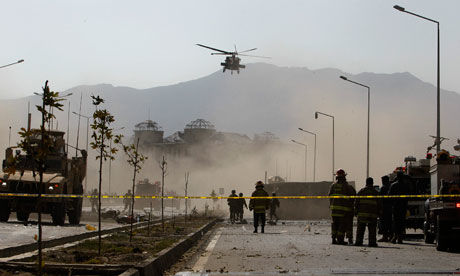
269, 192, 280, 223
328, 169, 354, 245
237, 192, 248, 223
124, 189, 133, 214
227, 189, 238, 223
249, 181, 270, 233
90, 188, 98, 213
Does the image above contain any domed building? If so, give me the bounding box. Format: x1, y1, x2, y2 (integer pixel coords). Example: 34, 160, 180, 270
133, 120, 164, 146
183, 119, 216, 144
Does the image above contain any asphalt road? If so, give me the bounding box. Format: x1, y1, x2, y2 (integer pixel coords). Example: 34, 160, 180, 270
172, 220, 460, 275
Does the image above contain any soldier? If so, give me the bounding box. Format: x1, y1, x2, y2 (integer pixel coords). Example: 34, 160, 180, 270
389, 171, 409, 244
124, 189, 133, 213
249, 181, 270, 233
344, 184, 356, 245
237, 193, 248, 222
378, 175, 393, 242
269, 192, 280, 223
90, 188, 98, 213
355, 177, 380, 247
227, 190, 238, 223
329, 169, 352, 245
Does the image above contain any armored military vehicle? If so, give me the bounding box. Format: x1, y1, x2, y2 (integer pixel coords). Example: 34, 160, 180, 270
0, 130, 87, 225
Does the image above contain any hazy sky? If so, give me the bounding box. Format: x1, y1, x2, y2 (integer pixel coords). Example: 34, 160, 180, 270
1, 0, 459, 98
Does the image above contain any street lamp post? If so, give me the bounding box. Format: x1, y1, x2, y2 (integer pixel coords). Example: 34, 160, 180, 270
0, 59, 24, 69
339, 76, 370, 178
291, 140, 307, 182
298, 128, 316, 182
394, 5, 441, 152
73, 111, 91, 191
315, 111, 335, 181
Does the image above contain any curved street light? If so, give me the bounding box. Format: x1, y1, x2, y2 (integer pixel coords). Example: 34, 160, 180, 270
315, 111, 335, 181
298, 128, 316, 182
0, 59, 24, 69
393, 5, 441, 152
291, 139, 307, 182
339, 75, 370, 178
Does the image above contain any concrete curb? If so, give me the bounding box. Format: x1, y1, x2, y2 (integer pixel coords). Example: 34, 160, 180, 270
134, 218, 219, 276
0, 219, 160, 258
0, 218, 219, 276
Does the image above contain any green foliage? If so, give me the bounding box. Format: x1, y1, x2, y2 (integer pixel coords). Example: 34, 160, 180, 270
122, 142, 147, 174
90, 95, 120, 160
6, 81, 67, 175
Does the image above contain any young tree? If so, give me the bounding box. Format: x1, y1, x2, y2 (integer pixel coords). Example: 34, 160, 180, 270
12, 81, 66, 276
121, 137, 147, 242
159, 156, 167, 231
90, 95, 120, 255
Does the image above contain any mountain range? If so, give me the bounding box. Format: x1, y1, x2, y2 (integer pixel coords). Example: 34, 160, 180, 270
1, 63, 459, 192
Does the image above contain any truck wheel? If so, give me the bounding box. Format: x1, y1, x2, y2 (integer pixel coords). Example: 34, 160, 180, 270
51, 203, 66, 226
68, 198, 83, 225
0, 200, 10, 222
16, 211, 30, 222
436, 215, 447, 251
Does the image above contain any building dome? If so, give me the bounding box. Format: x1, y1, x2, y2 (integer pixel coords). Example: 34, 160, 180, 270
183, 119, 216, 143
185, 119, 215, 130
134, 120, 162, 131
134, 120, 164, 144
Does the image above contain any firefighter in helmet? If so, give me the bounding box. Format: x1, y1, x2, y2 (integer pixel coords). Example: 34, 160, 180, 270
328, 169, 354, 245
249, 181, 270, 233
355, 177, 381, 247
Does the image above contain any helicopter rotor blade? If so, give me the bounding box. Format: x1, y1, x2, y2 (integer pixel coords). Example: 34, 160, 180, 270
238, 54, 271, 59
211, 53, 230, 55
238, 48, 257, 54
196, 44, 231, 54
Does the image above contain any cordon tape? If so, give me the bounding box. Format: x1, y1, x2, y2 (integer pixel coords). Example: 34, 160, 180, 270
0, 193, 460, 199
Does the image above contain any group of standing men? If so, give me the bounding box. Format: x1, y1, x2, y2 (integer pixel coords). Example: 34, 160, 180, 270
329, 169, 408, 247
227, 182, 281, 233
227, 190, 248, 223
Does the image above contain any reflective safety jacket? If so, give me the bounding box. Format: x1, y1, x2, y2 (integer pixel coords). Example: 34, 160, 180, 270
249, 187, 270, 214
328, 181, 354, 217
355, 186, 380, 223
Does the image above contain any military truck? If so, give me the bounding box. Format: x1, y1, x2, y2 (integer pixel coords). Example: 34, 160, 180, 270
423, 149, 460, 251
0, 130, 87, 225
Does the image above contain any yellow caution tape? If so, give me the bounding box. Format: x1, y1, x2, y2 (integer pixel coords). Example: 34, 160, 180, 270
0, 192, 460, 199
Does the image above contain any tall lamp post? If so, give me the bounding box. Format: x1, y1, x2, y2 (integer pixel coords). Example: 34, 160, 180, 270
315, 111, 335, 181
291, 139, 307, 182
298, 128, 316, 182
72, 111, 91, 191
0, 59, 24, 69
339, 76, 370, 178
394, 5, 441, 152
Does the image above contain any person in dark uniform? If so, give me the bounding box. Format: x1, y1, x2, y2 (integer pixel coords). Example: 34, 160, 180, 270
227, 190, 238, 224
249, 181, 270, 233
90, 188, 98, 213
329, 169, 353, 245
355, 177, 380, 247
123, 189, 133, 213
378, 175, 393, 242
344, 184, 356, 245
237, 192, 247, 222
269, 192, 280, 223
389, 171, 409, 244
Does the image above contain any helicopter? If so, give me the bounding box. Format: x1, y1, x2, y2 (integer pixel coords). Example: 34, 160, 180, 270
197, 44, 269, 74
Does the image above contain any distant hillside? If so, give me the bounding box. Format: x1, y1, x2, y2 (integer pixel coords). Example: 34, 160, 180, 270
1, 63, 459, 193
